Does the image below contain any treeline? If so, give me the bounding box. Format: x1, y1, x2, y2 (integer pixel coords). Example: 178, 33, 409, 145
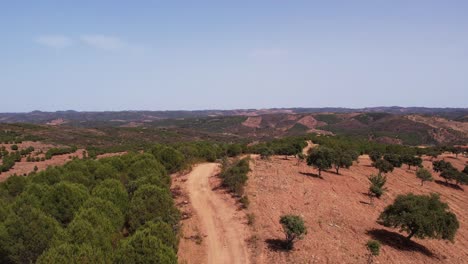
45, 146, 78, 160
0, 153, 180, 263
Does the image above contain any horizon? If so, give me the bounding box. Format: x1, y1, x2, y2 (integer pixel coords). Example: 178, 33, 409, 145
1, 1, 468, 111
1, 105, 467, 114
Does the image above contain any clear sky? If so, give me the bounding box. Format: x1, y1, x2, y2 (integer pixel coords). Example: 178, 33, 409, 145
1, 1, 467, 112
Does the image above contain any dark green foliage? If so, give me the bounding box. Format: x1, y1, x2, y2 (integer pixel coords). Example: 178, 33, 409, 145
369, 151, 382, 162
307, 146, 334, 176
226, 144, 243, 157
401, 155, 422, 170
1, 175, 28, 197
433, 160, 467, 185
42, 182, 89, 225
127, 184, 179, 233
220, 158, 250, 195
332, 149, 355, 174
37, 243, 110, 264
416, 168, 433, 186
45, 146, 78, 160
114, 227, 177, 264
0, 152, 180, 262
0, 206, 61, 263
368, 173, 387, 199
432, 160, 455, 173
366, 240, 381, 256
383, 154, 402, 168
463, 165, 468, 174
379, 193, 459, 241
372, 159, 394, 174
10, 145, 18, 151
151, 146, 185, 173
279, 214, 307, 249
92, 179, 129, 213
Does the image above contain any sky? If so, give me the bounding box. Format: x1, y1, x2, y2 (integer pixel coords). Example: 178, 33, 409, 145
0, 1, 467, 112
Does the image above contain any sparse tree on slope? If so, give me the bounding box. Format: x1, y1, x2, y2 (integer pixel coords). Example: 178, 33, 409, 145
279, 214, 307, 250
307, 146, 334, 176
416, 168, 433, 186
378, 193, 459, 241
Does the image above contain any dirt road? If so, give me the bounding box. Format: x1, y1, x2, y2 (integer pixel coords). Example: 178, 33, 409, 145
186, 163, 250, 264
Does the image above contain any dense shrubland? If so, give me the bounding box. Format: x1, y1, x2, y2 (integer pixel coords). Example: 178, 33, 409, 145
0, 153, 180, 263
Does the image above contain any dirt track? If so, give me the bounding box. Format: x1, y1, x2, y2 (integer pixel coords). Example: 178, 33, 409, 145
185, 163, 250, 264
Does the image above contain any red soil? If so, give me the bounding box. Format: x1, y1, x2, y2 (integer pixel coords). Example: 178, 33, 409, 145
245, 154, 468, 263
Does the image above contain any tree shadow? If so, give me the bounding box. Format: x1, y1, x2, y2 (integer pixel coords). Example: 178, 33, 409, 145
434, 180, 464, 191
299, 172, 323, 179
366, 229, 437, 258
265, 238, 290, 252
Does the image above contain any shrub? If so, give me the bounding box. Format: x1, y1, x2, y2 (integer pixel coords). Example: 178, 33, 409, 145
10, 145, 18, 151
366, 240, 381, 256
239, 195, 250, 209
220, 158, 250, 195
368, 173, 387, 199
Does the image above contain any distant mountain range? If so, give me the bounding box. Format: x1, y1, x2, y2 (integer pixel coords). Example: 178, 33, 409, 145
1, 107, 466, 124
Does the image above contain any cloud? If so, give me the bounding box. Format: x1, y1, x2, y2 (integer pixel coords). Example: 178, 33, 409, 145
35, 35, 73, 48
79, 34, 127, 51
249, 48, 288, 60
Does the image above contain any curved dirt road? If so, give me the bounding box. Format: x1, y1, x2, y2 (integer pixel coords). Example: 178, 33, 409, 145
186, 163, 250, 264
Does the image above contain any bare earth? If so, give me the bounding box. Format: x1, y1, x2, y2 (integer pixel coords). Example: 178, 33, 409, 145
176, 163, 251, 264
245, 154, 468, 264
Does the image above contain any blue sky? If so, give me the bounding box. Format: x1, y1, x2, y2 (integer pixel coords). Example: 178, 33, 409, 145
1, 1, 467, 112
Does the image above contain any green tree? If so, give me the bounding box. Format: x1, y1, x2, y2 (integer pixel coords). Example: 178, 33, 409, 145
369, 151, 381, 163
37, 243, 110, 264
10, 145, 18, 151
152, 146, 185, 173
226, 144, 243, 157
416, 168, 433, 186
127, 184, 179, 233
42, 182, 89, 225
372, 159, 394, 174
279, 214, 307, 250
402, 155, 422, 170
91, 179, 129, 214
378, 193, 459, 241
0, 205, 61, 263
332, 150, 354, 174
383, 154, 402, 168
114, 228, 177, 264
307, 146, 334, 176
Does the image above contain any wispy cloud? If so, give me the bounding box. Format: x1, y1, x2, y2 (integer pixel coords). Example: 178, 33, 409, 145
35, 35, 73, 48
249, 48, 288, 60
79, 34, 127, 51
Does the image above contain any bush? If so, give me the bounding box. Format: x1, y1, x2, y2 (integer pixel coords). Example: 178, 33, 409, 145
368, 173, 387, 199
220, 158, 250, 195
239, 195, 250, 209
10, 145, 18, 151
366, 240, 381, 256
